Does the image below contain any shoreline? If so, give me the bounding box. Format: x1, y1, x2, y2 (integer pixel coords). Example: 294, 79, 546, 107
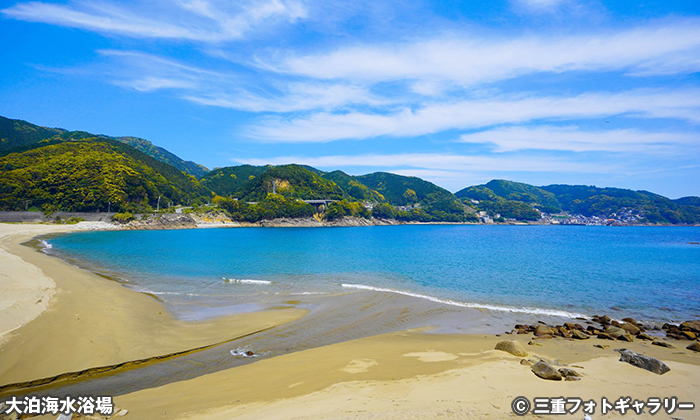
1, 222, 699, 419
0, 223, 307, 387
26, 222, 700, 328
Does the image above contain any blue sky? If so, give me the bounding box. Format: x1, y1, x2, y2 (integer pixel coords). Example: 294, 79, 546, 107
1, 0, 699, 197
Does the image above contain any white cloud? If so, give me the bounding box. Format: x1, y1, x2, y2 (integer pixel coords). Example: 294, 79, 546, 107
246, 89, 700, 142
234, 153, 610, 173
1, 0, 307, 41
184, 82, 389, 113
510, 0, 567, 14
273, 20, 700, 85
459, 126, 700, 153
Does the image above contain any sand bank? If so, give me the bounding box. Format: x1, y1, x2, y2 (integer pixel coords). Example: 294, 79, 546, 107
117, 331, 700, 419
0, 223, 307, 387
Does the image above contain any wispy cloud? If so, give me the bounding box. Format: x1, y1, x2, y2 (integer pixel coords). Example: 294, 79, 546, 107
184, 82, 389, 113
510, 0, 569, 14
1, 0, 307, 42
459, 126, 700, 153
271, 20, 700, 86
246, 89, 700, 142
234, 152, 611, 173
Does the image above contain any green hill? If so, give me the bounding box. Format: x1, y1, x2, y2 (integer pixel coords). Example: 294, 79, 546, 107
0, 116, 208, 177
202, 165, 473, 222
0, 140, 209, 213
456, 180, 560, 212
356, 172, 471, 221
456, 179, 700, 224
234, 164, 345, 202
541, 184, 700, 224
201, 165, 271, 197
321, 170, 385, 202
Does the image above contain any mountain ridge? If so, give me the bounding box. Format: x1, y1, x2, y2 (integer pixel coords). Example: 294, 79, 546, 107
0, 114, 698, 224
0, 115, 208, 178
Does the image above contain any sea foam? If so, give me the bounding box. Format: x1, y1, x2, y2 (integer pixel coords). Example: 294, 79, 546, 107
222, 278, 272, 285
341, 283, 588, 319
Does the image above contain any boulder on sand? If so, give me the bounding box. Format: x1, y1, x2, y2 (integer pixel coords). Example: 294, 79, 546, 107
494, 340, 529, 357
620, 323, 641, 335
532, 361, 563, 380
687, 342, 700, 352
534, 325, 554, 338
680, 320, 700, 333
615, 349, 670, 375
652, 341, 675, 349
558, 367, 582, 381
571, 330, 590, 340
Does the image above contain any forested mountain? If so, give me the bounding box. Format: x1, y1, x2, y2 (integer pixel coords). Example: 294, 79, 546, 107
0, 140, 209, 212
201, 165, 271, 197
203, 164, 473, 222
0, 116, 207, 177
457, 180, 700, 224
541, 184, 700, 224
1, 115, 697, 224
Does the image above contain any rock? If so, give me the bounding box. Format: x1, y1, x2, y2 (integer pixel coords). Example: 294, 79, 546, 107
620, 323, 641, 335
597, 315, 612, 325
531, 361, 563, 380
245, 351, 255, 357
571, 330, 590, 340
593, 344, 609, 349
687, 342, 700, 352
615, 349, 670, 375
534, 325, 554, 337
637, 333, 654, 341
558, 367, 582, 379
617, 333, 634, 342
606, 325, 625, 337
597, 332, 615, 340
520, 358, 534, 366
495, 340, 528, 357
663, 323, 682, 335
565, 376, 582, 381
652, 341, 675, 349
622, 317, 640, 326
681, 331, 697, 340
528, 340, 543, 346
606, 326, 634, 341
680, 320, 700, 333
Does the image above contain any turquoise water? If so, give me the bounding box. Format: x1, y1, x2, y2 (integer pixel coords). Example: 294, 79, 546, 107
46, 225, 700, 323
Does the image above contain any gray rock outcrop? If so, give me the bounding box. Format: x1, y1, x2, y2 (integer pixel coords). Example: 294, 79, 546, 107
615, 349, 670, 375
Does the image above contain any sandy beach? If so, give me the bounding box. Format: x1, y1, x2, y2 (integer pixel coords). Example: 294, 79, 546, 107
0, 222, 698, 419
0, 223, 306, 387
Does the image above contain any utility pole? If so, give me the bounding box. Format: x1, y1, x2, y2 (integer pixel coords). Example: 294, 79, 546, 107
24, 200, 29, 211
157, 195, 161, 212
108, 201, 111, 213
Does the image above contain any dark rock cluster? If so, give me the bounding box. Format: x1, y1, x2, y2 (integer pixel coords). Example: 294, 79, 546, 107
508, 316, 700, 349
662, 320, 700, 341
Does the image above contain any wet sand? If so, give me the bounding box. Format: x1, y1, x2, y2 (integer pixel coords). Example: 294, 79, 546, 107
118, 332, 700, 419
1, 223, 699, 419
0, 223, 306, 387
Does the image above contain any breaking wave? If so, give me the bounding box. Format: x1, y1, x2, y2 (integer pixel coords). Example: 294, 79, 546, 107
341, 283, 588, 319
222, 278, 272, 285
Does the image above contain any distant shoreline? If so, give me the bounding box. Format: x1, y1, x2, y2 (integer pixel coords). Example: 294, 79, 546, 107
3, 211, 699, 230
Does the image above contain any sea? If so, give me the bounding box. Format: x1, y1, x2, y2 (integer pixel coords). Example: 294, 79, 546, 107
44, 225, 700, 325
